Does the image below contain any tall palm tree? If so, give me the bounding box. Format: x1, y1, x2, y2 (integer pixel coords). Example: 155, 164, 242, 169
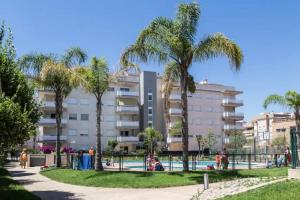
18, 47, 87, 167
121, 2, 243, 171
76, 57, 109, 171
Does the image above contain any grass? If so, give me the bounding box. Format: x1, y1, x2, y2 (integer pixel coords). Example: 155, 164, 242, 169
0, 167, 40, 200
218, 180, 300, 200
41, 167, 287, 188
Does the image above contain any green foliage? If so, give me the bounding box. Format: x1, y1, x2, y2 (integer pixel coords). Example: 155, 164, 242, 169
0, 23, 40, 154
169, 121, 182, 136
272, 136, 287, 147
225, 130, 247, 150
206, 130, 217, 150
139, 127, 162, 155
107, 139, 118, 151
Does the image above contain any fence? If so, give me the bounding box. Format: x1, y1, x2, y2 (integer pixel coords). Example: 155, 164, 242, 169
68, 152, 290, 172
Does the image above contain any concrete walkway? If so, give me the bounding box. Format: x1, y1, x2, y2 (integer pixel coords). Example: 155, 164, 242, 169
5, 162, 286, 200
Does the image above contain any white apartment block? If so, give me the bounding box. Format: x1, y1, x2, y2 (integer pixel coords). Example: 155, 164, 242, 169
35, 71, 244, 152
164, 80, 244, 151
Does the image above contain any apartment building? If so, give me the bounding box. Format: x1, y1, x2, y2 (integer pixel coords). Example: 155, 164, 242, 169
164, 80, 244, 151
244, 112, 294, 153
35, 71, 244, 152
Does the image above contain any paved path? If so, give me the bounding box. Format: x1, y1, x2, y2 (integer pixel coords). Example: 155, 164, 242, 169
5, 162, 286, 200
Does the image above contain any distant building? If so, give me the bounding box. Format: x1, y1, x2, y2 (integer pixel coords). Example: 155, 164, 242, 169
244, 112, 294, 153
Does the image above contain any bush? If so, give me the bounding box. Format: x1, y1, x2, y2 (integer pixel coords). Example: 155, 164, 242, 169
39, 145, 54, 154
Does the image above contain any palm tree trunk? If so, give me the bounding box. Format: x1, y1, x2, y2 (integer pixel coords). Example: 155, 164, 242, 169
180, 67, 189, 172
95, 97, 104, 171
55, 91, 63, 167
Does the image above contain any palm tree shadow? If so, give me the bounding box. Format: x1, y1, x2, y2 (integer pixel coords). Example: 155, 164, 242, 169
33, 190, 81, 200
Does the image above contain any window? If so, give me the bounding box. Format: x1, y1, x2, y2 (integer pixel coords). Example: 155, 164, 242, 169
80, 98, 89, 105
107, 87, 114, 92
69, 113, 77, 120
148, 88, 153, 93
148, 95, 153, 101
80, 129, 88, 136
50, 113, 55, 119
148, 101, 153, 107
276, 129, 281, 132
68, 98, 78, 105
80, 114, 89, 121
120, 131, 129, 136
120, 88, 130, 92
148, 108, 152, 115
148, 115, 153, 121
68, 129, 77, 136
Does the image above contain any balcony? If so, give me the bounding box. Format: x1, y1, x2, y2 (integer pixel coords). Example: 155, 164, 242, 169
169, 93, 181, 102
223, 124, 244, 131
222, 99, 243, 107
40, 101, 68, 110
117, 91, 139, 98
223, 112, 244, 120
117, 136, 139, 143
117, 76, 139, 84
116, 121, 139, 129
38, 118, 68, 127
116, 106, 139, 114
38, 135, 67, 141
169, 108, 182, 116
167, 136, 182, 143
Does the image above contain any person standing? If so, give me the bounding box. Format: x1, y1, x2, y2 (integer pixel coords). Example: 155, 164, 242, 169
20, 149, 28, 169
89, 147, 95, 169
221, 148, 229, 170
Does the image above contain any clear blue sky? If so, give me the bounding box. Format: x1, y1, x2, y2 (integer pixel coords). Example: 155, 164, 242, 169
1, 0, 300, 121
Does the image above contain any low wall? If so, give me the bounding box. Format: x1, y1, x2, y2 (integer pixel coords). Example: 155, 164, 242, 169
28, 154, 69, 167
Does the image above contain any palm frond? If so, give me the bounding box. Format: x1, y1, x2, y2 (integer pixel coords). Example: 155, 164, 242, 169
193, 33, 243, 70
285, 90, 300, 108
263, 94, 287, 109
62, 47, 87, 68
120, 44, 168, 67
18, 53, 54, 77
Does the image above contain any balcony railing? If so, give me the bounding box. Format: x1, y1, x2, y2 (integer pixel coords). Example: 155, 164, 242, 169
223, 112, 244, 120
38, 118, 68, 126
116, 106, 139, 114
169, 94, 181, 101
169, 108, 182, 115
116, 91, 139, 98
38, 135, 67, 141
117, 136, 139, 143
224, 124, 244, 131
116, 121, 139, 129
117, 76, 139, 83
222, 99, 243, 106
40, 101, 68, 109
167, 136, 182, 143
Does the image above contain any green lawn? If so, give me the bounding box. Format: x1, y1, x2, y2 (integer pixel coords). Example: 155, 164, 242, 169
219, 180, 300, 200
41, 167, 287, 188
0, 167, 40, 200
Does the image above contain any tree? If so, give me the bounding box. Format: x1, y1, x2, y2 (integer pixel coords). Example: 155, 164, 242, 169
0, 22, 40, 156
76, 57, 109, 171
225, 130, 247, 152
206, 130, 217, 152
19, 48, 87, 167
263, 91, 300, 133
139, 127, 162, 156
121, 2, 243, 171
272, 136, 286, 150
169, 121, 182, 136
107, 139, 118, 152
195, 135, 208, 156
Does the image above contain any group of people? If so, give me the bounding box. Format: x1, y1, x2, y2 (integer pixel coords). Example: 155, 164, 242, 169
215, 148, 229, 170
272, 147, 292, 168
147, 156, 164, 171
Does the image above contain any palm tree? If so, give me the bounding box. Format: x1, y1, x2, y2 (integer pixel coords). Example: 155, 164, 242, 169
76, 57, 109, 171
139, 127, 162, 156
19, 47, 87, 167
121, 2, 243, 171
264, 91, 300, 168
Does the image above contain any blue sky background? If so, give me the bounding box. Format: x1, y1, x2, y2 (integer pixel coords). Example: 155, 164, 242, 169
1, 0, 300, 120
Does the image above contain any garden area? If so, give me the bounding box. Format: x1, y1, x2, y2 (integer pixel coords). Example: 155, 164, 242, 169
40, 167, 288, 188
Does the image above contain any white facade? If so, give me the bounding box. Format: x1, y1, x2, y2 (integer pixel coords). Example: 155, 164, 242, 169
35, 72, 243, 152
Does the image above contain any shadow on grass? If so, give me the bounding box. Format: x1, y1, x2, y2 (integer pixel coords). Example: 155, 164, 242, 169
84, 170, 155, 179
